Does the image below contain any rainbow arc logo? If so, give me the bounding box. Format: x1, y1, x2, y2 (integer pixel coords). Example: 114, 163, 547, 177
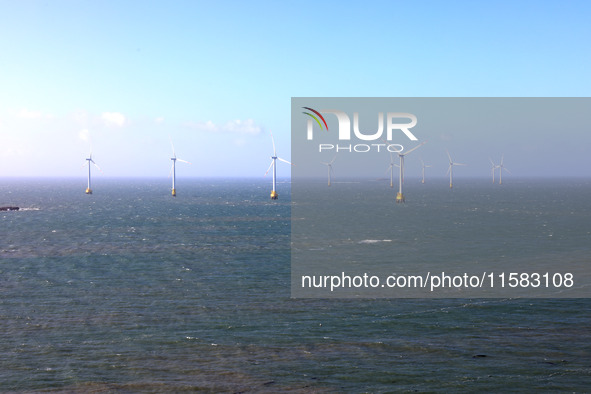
302, 107, 328, 131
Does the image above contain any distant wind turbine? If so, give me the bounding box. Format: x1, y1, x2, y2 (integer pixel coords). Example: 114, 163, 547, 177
420, 158, 431, 184
498, 154, 511, 185
82, 152, 102, 194
446, 150, 466, 189
395, 141, 427, 203
169, 137, 191, 197
265, 131, 292, 199
489, 158, 499, 183
385, 148, 398, 188
321, 155, 337, 186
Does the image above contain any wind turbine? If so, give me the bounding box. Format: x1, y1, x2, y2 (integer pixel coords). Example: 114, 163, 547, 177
321, 155, 337, 186
82, 152, 102, 194
420, 158, 431, 184
169, 138, 191, 197
395, 141, 427, 203
489, 158, 499, 183
385, 148, 398, 188
498, 154, 511, 185
446, 150, 466, 189
265, 131, 292, 199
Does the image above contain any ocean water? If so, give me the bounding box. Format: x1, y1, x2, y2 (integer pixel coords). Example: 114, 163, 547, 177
291, 178, 591, 298
1, 178, 590, 392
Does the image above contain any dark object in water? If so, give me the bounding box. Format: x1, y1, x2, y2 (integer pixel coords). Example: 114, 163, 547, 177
0, 206, 19, 211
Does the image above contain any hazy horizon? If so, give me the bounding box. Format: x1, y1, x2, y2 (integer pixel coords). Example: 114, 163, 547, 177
1, 2, 590, 178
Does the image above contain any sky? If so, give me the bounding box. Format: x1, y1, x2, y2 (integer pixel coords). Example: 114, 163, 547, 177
0, 0, 590, 179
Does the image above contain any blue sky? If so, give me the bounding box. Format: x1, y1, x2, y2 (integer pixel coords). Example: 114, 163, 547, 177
0, 0, 590, 178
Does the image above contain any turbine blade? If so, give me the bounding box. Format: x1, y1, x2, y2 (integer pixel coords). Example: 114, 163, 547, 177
169, 135, 176, 157
504, 167, 512, 174
270, 131, 276, 156
264, 160, 274, 176
277, 157, 292, 166
454, 162, 466, 166
330, 155, 337, 164
383, 137, 395, 163
401, 140, 427, 156
92, 161, 103, 174
446, 165, 451, 175
168, 163, 174, 178
446, 149, 452, 163
177, 158, 191, 164
500, 154, 504, 166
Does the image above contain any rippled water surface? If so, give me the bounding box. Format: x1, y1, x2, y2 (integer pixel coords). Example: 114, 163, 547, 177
1, 178, 590, 392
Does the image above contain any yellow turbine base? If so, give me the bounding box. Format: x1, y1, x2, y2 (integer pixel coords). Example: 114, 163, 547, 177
270, 190, 278, 200
85, 188, 92, 194
396, 192, 405, 203
172, 188, 176, 197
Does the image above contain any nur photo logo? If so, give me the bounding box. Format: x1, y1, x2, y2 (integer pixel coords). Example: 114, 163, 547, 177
302, 107, 420, 153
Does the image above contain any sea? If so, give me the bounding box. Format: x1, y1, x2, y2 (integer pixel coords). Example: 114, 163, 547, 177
1, 177, 590, 392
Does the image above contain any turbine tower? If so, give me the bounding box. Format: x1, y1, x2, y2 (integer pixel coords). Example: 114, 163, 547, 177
489, 158, 499, 183
265, 131, 292, 199
169, 138, 191, 197
395, 141, 427, 203
498, 154, 511, 185
386, 149, 398, 188
321, 155, 337, 186
420, 158, 431, 184
82, 152, 102, 194
446, 150, 466, 189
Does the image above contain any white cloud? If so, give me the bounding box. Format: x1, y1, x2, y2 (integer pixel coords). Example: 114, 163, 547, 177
0, 145, 27, 157
186, 118, 262, 135
188, 120, 218, 132
16, 109, 44, 119
102, 112, 126, 127
79, 129, 90, 141
223, 119, 261, 135
71, 110, 88, 124
155, 117, 165, 123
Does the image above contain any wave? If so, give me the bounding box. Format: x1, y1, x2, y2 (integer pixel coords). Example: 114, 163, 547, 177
358, 239, 392, 244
